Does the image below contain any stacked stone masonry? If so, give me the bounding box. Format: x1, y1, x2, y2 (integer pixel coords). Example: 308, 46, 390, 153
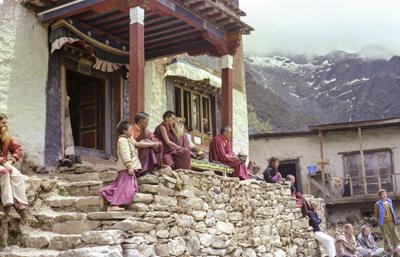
0, 165, 325, 257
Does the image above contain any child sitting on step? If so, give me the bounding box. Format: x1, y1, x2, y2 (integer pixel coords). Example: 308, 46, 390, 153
100, 120, 154, 212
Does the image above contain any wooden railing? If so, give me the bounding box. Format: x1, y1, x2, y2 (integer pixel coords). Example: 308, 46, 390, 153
310, 173, 400, 200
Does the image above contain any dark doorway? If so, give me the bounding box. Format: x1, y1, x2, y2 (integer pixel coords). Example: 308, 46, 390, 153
280, 159, 301, 192
67, 70, 106, 151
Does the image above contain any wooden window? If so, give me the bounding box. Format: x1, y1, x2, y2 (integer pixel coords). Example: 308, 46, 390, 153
174, 85, 213, 146
344, 149, 393, 195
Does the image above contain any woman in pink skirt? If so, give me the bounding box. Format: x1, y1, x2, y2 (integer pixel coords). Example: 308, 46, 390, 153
100, 120, 157, 212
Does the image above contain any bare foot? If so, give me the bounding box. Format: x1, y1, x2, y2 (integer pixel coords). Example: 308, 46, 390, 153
107, 206, 125, 212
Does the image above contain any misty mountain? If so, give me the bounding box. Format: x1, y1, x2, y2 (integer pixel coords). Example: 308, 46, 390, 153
245, 51, 400, 133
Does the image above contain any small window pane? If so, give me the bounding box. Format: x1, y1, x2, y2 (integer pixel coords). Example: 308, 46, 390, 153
183, 90, 192, 129
192, 94, 201, 131
202, 97, 210, 134
174, 87, 182, 118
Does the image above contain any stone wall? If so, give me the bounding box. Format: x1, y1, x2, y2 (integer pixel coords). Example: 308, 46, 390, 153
114, 169, 322, 257
0, 0, 49, 166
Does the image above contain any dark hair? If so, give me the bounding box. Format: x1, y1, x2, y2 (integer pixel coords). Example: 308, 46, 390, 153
0, 113, 8, 121
269, 157, 279, 166
134, 112, 149, 124
220, 125, 232, 135
163, 111, 176, 121
378, 189, 386, 196
117, 120, 132, 135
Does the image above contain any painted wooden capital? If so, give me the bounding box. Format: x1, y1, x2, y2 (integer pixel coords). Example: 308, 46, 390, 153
221, 55, 233, 69
130, 6, 144, 25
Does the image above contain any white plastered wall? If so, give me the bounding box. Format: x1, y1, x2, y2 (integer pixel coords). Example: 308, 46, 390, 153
233, 89, 249, 155
144, 58, 168, 131
0, 0, 49, 166
249, 126, 400, 195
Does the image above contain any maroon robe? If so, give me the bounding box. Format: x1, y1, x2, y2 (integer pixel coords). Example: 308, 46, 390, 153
209, 134, 249, 180
133, 125, 163, 175
154, 123, 191, 170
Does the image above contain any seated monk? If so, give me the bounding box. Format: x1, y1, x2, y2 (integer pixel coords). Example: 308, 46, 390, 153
173, 117, 206, 160
209, 126, 249, 180
131, 112, 162, 175
154, 111, 191, 170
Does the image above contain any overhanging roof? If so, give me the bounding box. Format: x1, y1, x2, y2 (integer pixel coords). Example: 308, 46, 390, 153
309, 117, 400, 132
22, 0, 253, 59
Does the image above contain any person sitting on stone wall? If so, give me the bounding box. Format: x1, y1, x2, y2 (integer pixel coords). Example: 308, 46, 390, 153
172, 117, 206, 161
356, 224, 385, 257
336, 223, 369, 257
154, 111, 191, 170
286, 175, 304, 207
131, 112, 163, 175
304, 200, 336, 257
263, 157, 283, 183
248, 161, 263, 180
0, 113, 29, 219
209, 126, 249, 180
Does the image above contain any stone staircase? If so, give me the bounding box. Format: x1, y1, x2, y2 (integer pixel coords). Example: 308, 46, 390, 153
0, 163, 324, 257
0, 164, 155, 257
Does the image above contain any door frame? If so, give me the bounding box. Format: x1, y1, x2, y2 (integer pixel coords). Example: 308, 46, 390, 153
280, 158, 302, 192
61, 62, 113, 159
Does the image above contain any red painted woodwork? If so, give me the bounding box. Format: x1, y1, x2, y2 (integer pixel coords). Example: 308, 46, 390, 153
129, 21, 145, 119
221, 67, 233, 130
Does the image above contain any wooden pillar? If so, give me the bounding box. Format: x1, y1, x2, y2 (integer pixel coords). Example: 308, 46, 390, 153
318, 131, 326, 198
221, 54, 233, 130
358, 127, 368, 195
129, 6, 145, 120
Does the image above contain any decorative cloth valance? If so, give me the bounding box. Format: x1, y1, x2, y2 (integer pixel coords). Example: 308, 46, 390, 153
49, 19, 129, 72
164, 60, 221, 88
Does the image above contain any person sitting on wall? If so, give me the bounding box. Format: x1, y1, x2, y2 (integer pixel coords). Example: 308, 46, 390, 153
172, 117, 206, 160
286, 175, 304, 207
303, 200, 336, 257
132, 112, 163, 175
356, 224, 385, 257
335, 223, 369, 257
209, 126, 249, 180
154, 111, 191, 170
0, 113, 29, 219
248, 161, 263, 181
263, 157, 283, 183
373, 189, 400, 253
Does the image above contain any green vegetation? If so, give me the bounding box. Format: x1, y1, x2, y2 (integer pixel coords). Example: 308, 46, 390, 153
247, 105, 272, 133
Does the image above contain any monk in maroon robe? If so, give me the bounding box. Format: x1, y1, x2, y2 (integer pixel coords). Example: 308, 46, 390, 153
154, 111, 191, 170
131, 112, 162, 175
209, 126, 249, 180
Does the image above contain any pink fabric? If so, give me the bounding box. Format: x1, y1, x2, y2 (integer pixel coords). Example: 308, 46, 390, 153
209, 135, 249, 180
100, 170, 138, 206
135, 129, 163, 174
154, 123, 191, 170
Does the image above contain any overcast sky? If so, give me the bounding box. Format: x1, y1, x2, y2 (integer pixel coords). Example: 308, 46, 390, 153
240, 0, 400, 56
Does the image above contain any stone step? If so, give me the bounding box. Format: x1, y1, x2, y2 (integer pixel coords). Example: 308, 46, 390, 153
58, 180, 103, 196
45, 195, 104, 212
56, 170, 118, 183
34, 209, 101, 235
20, 228, 127, 252
0, 245, 124, 257
20, 230, 81, 251
0, 246, 60, 257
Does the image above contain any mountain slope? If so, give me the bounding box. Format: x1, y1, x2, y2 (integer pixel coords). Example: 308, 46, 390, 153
245, 52, 400, 133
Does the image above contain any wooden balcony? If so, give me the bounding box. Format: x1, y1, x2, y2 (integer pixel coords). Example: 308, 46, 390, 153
310, 173, 400, 205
